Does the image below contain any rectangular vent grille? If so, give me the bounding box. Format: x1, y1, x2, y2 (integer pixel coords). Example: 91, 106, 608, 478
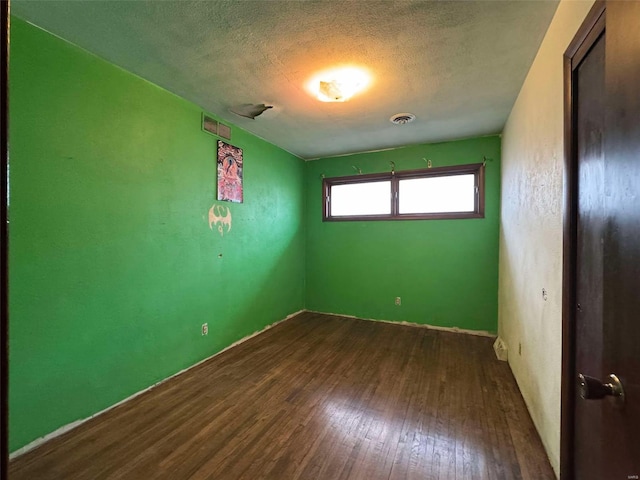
202, 113, 231, 140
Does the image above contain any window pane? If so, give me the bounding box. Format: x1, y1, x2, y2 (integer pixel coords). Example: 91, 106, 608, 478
399, 174, 475, 214
331, 181, 391, 216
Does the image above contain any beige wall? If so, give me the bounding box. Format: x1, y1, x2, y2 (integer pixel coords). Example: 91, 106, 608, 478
499, 0, 595, 476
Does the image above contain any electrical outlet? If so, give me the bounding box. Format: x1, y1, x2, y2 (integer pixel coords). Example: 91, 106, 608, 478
395, 297, 401, 306
202, 323, 208, 336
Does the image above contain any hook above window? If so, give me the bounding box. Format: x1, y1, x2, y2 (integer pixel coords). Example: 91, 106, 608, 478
352, 165, 362, 175
390, 161, 395, 174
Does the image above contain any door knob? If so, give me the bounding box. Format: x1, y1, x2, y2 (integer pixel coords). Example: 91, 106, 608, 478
578, 373, 625, 401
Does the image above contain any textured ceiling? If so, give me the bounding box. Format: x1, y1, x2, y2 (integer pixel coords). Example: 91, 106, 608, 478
12, 0, 559, 160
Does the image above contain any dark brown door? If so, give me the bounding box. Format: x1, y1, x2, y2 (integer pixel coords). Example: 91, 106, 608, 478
574, 24, 606, 480
568, 2, 640, 479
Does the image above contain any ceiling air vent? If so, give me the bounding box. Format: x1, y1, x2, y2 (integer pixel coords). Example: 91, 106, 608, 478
390, 113, 416, 125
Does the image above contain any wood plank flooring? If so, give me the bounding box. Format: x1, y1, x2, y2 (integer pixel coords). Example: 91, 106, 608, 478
9, 312, 555, 479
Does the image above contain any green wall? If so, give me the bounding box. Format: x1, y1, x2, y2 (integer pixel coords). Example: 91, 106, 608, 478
305, 136, 501, 332
8, 18, 305, 452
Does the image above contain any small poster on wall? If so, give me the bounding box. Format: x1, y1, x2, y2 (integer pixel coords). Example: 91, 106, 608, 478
217, 140, 243, 203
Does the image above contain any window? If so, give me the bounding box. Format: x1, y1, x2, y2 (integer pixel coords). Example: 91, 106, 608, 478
322, 163, 484, 221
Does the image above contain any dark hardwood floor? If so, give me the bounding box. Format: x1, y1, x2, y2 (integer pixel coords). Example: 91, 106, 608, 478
9, 312, 555, 479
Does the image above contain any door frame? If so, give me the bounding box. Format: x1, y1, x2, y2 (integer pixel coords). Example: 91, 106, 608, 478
560, 1, 606, 478
1, 1, 9, 478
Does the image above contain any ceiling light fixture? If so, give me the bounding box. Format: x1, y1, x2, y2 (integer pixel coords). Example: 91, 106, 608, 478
307, 67, 371, 102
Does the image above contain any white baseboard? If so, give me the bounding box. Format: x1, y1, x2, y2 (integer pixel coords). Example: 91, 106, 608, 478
307, 310, 496, 338
9, 309, 305, 460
